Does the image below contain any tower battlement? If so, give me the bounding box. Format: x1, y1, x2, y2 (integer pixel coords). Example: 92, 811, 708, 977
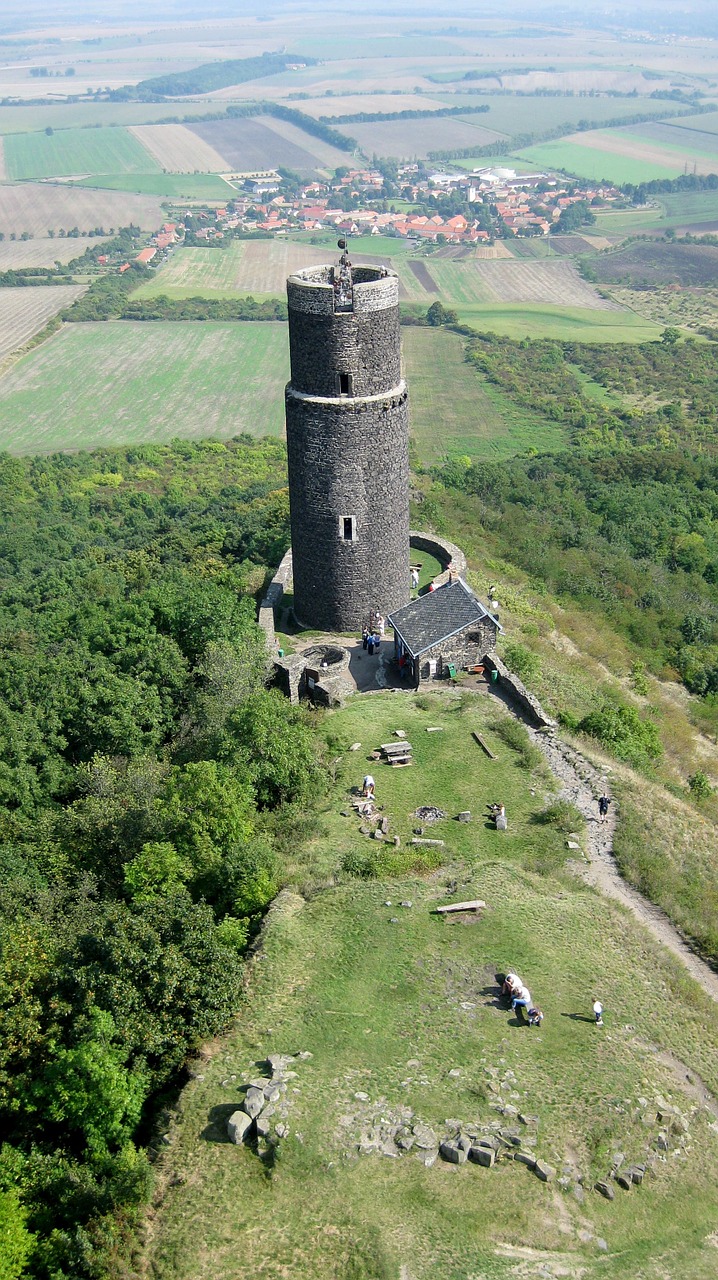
285, 250, 410, 632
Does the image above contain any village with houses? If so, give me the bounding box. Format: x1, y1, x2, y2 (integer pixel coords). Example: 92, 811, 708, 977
122, 162, 626, 267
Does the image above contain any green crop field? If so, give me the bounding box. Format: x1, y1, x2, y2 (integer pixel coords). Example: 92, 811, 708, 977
513, 141, 684, 185
3, 126, 161, 180
455, 303, 663, 342
661, 190, 718, 227
143, 691, 718, 1280
75, 172, 234, 200
593, 208, 666, 233
404, 326, 564, 461
0, 321, 288, 453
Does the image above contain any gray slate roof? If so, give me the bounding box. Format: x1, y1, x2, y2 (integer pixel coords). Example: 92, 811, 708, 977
388, 579, 501, 658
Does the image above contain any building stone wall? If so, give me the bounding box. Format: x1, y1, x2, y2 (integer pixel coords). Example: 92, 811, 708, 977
416, 617, 498, 683
285, 264, 410, 631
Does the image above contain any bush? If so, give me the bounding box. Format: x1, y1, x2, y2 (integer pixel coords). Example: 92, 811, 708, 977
578, 701, 662, 769
534, 800, 585, 833
688, 770, 713, 800
489, 716, 543, 770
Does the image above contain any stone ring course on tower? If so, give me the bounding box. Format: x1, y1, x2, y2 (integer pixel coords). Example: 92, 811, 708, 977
284, 247, 410, 632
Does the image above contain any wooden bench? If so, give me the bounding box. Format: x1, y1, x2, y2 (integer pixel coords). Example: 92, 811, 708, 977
380, 741, 414, 767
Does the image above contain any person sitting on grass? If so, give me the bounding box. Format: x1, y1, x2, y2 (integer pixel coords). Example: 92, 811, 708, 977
528, 1007, 543, 1028
511, 984, 531, 1018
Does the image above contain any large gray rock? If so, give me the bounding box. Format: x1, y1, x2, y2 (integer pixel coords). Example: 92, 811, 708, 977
255, 1112, 272, 1139
268, 1053, 294, 1073
514, 1151, 537, 1169
469, 1146, 495, 1167
395, 1127, 415, 1152
595, 1180, 615, 1200
535, 1161, 556, 1182
227, 1111, 252, 1145
242, 1087, 266, 1119
440, 1140, 467, 1164
615, 1172, 632, 1191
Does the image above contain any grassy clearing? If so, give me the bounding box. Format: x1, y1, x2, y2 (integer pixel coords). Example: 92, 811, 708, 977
404, 326, 565, 463
0, 321, 288, 453
73, 172, 234, 200
3, 126, 160, 180
456, 303, 662, 343
145, 691, 718, 1280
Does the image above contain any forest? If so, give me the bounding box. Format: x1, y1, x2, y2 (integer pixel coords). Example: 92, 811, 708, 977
0, 438, 324, 1279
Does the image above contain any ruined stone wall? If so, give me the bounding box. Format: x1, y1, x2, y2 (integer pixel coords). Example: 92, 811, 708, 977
286, 265, 410, 631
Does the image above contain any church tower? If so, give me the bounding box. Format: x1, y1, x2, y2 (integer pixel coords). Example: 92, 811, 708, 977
284, 245, 410, 631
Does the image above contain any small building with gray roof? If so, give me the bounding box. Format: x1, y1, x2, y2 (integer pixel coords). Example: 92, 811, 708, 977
388, 578, 501, 685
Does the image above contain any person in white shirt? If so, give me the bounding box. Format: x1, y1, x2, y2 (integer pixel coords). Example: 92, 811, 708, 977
593, 999, 604, 1027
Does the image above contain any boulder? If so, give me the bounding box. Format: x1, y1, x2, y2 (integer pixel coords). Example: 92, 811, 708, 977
476, 1136, 500, 1152
440, 1140, 467, 1164
534, 1161, 556, 1183
255, 1112, 272, 1139
595, 1180, 615, 1200
457, 811, 471, 823
227, 1111, 252, 1145
242, 1087, 266, 1119
616, 1172, 632, 1191
457, 1135, 473, 1153
629, 1166, 644, 1185
514, 1151, 537, 1169
469, 1145, 495, 1167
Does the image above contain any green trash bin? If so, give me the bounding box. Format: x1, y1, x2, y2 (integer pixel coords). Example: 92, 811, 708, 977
490, 668, 498, 684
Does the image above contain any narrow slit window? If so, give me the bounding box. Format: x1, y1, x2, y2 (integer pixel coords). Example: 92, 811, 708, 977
339, 372, 352, 395
342, 516, 356, 541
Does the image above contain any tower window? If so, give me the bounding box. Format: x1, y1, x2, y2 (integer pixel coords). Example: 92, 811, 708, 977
338, 372, 352, 395
341, 516, 356, 542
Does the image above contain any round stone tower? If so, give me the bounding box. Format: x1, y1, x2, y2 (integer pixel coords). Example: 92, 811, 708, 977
285, 249, 410, 631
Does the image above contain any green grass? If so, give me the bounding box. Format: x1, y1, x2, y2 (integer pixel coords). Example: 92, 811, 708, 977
593, 208, 666, 233
144, 692, 718, 1280
456, 303, 663, 343
74, 172, 235, 200
404, 326, 564, 462
3, 127, 161, 180
0, 321, 288, 453
513, 141, 685, 185
660, 190, 718, 227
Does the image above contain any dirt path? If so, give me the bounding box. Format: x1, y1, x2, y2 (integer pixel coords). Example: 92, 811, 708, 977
529, 726, 718, 1005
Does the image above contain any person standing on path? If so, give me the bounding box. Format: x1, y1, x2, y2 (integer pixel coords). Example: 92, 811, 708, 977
598, 795, 611, 823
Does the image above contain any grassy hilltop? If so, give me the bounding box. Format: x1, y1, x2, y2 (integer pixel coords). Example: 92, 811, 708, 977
146, 694, 718, 1280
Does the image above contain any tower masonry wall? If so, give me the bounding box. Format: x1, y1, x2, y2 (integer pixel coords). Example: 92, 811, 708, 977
285, 263, 410, 632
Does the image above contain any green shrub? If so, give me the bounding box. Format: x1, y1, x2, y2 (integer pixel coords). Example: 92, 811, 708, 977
578, 701, 662, 769
534, 800, 585, 833
688, 770, 713, 800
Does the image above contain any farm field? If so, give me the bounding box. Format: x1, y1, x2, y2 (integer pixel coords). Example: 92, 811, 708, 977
590, 242, 718, 288
347, 115, 506, 158
429, 258, 618, 309
0, 102, 234, 134
403, 326, 564, 461
660, 190, 718, 231
0, 285, 85, 363
454, 303, 663, 342
0, 321, 289, 453
186, 117, 349, 175
429, 94, 690, 136
610, 286, 718, 332
143, 691, 718, 1280
513, 139, 686, 185
135, 239, 407, 301
0, 181, 165, 236
75, 172, 235, 201
128, 124, 231, 173
296, 93, 449, 119
0, 238, 93, 269
635, 120, 718, 159
3, 126, 161, 180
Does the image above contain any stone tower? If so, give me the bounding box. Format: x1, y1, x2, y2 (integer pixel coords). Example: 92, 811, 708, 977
284, 247, 410, 631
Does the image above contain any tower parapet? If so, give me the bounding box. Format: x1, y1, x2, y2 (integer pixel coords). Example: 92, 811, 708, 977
285, 251, 410, 632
